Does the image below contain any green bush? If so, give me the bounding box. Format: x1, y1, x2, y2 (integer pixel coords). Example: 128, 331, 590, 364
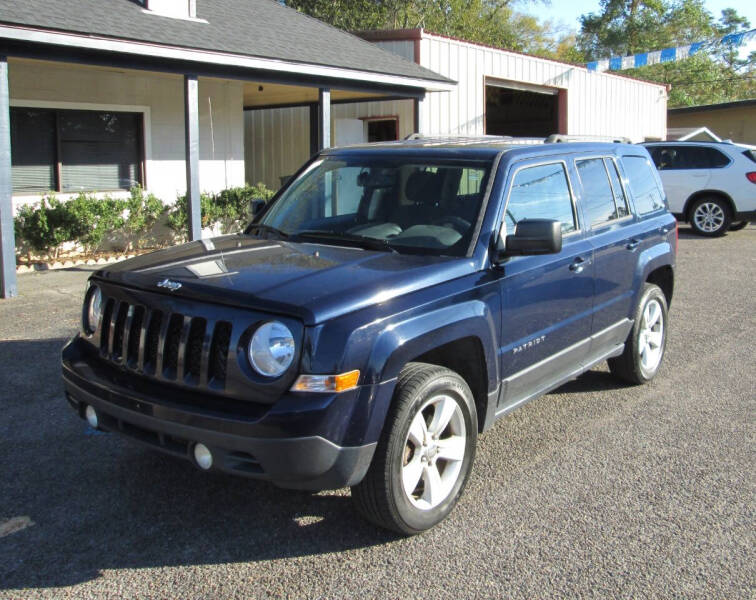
66, 193, 125, 253
123, 186, 167, 249
14, 196, 87, 258
14, 187, 169, 258
167, 183, 274, 237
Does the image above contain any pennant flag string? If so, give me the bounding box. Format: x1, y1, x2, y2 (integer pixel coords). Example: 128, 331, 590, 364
586, 28, 756, 72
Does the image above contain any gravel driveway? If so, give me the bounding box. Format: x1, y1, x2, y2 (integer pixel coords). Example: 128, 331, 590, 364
1, 225, 754, 599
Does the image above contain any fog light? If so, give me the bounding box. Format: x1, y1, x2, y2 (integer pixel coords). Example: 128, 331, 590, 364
193, 443, 213, 470
85, 405, 99, 429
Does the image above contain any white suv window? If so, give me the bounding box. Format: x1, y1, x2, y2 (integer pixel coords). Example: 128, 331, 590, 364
650, 146, 730, 170
623, 156, 666, 215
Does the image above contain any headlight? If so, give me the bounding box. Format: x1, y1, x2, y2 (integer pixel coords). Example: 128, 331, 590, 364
84, 285, 103, 334
248, 321, 295, 377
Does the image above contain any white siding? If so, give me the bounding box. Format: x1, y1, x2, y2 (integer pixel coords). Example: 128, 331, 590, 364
414, 33, 667, 142
9, 59, 245, 211
244, 99, 415, 190
372, 40, 417, 63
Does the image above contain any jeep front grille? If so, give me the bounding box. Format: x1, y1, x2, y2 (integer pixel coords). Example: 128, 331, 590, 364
98, 296, 231, 389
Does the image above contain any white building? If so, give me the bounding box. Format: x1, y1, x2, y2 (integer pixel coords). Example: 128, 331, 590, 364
246, 29, 668, 190
0, 0, 452, 296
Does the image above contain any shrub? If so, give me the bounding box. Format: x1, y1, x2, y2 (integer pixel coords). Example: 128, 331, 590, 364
166, 191, 218, 236
167, 183, 274, 238
14, 196, 87, 258
66, 193, 125, 253
14, 187, 170, 259
123, 186, 167, 249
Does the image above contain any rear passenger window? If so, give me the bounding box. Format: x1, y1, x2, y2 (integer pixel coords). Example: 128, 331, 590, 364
505, 163, 576, 234
576, 158, 617, 227
622, 156, 666, 215
604, 158, 630, 218
650, 145, 729, 170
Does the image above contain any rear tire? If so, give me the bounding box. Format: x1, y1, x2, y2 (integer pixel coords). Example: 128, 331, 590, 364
351, 362, 477, 535
609, 283, 668, 385
689, 196, 731, 237
729, 220, 748, 231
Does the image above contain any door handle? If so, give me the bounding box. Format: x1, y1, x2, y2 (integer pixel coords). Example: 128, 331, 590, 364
626, 239, 640, 251
569, 257, 589, 273
660, 225, 672, 234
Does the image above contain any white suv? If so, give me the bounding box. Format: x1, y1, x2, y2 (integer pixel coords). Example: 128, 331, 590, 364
644, 141, 756, 236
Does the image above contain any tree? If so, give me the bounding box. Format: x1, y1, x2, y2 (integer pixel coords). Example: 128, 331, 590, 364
283, 0, 551, 51
575, 0, 755, 107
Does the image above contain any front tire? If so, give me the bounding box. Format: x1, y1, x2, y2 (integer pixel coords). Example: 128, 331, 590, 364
609, 283, 668, 384
689, 196, 731, 237
351, 362, 477, 535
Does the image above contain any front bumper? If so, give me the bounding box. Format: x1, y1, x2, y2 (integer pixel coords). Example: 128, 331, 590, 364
62, 337, 391, 490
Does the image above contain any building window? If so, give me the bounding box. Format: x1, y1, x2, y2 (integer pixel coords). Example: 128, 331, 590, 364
10, 107, 144, 194
366, 118, 398, 142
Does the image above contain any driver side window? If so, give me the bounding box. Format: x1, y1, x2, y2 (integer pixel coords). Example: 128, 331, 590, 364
505, 163, 577, 234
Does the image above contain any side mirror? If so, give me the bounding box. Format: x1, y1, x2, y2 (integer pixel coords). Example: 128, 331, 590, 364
492, 219, 562, 263
249, 198, 266, 217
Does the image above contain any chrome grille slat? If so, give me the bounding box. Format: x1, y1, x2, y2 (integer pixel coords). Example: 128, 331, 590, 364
95, 291, 236, 393
136, 308, 150, 371
121, 304, 135, 365
154, 310, 173, 378
144, 309, 163, 374
112, 302, 129, 362
175, 315, 193, 382
99, 298, 115, 356
198, 319, 214, 386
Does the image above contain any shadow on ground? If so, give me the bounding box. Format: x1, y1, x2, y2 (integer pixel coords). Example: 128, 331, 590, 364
0, 339, 398, 591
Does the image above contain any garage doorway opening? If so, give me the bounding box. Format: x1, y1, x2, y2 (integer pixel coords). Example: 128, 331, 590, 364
485, 80, 565, 138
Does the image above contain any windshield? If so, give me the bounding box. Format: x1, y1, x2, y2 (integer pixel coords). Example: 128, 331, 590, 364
254, 156, 493, 256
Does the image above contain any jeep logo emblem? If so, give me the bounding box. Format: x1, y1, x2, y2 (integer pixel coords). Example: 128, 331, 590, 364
156, 278, 182, 291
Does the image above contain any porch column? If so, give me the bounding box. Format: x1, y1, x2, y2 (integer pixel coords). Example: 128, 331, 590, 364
0, 55, 17, 299
317, 88, 331, 150
184, 74, 201, 241
309, 103, 319, 156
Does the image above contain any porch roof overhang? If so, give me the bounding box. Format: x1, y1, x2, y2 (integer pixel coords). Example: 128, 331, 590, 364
0, 24, 456, 99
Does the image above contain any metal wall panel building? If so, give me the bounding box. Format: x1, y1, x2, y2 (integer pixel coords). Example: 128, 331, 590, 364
245, 99, 414, 190
244, 29, 668, 190
373, 31, 667, 141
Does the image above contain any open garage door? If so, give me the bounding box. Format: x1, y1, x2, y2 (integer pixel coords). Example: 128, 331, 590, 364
485, 80, 566, 138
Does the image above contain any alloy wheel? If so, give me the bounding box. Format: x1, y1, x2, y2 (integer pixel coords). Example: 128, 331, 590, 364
638, 298, 664, 373
402, 394, 466, 510
693, 202, 725, 233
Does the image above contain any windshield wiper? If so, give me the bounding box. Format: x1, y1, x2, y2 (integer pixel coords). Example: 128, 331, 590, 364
296, 230, 397, 253
245, 224, 290, 239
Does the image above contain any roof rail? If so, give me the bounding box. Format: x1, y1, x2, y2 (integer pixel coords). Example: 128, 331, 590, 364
405, 133, 633, 145
545, 134, 633, 144
403, 133, 545, 145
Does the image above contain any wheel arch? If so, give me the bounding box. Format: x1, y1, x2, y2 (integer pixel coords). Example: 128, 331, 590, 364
366, 301, 499, 435
683, 190, 735, 222
645, 265, 674, 308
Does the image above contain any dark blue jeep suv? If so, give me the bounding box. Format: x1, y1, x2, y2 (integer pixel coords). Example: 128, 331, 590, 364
63, 139, 676, 534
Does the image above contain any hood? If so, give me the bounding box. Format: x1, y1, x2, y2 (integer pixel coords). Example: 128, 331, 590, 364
96, 235, 475, 325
